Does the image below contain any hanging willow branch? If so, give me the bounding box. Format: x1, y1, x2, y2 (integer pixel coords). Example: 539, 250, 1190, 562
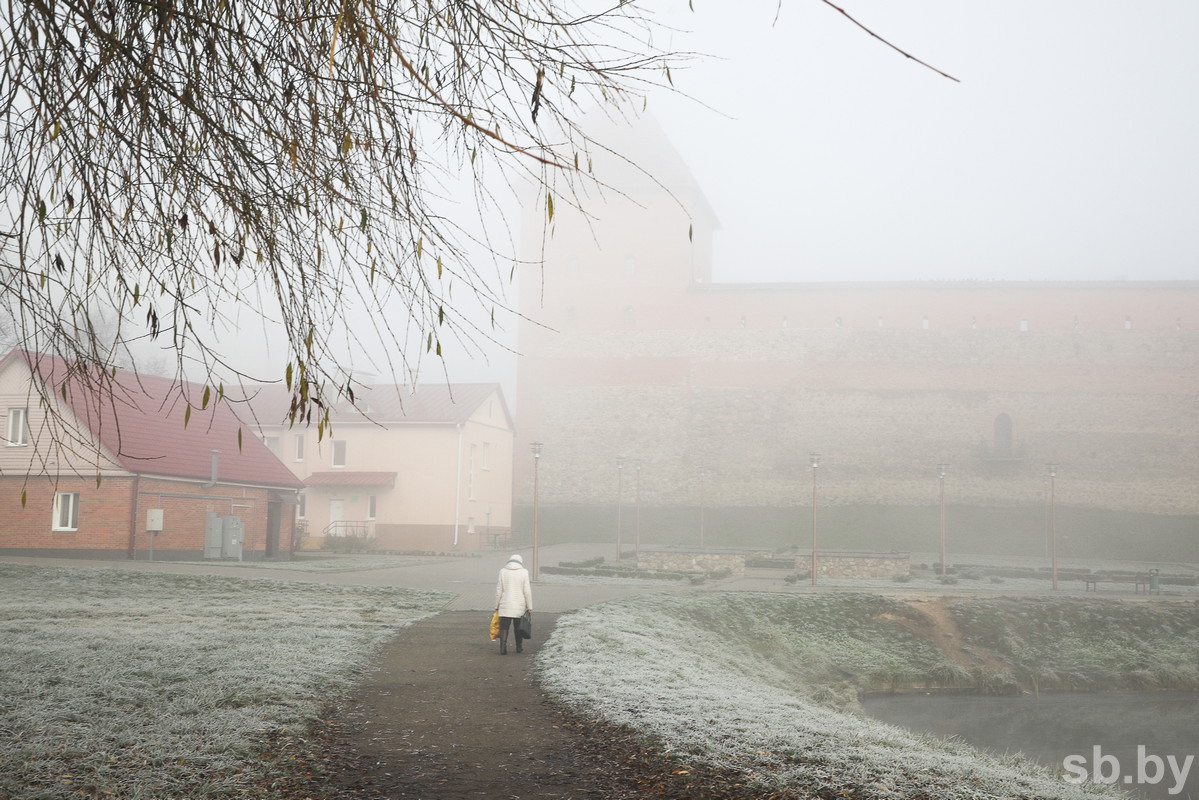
0, 0, 674, 432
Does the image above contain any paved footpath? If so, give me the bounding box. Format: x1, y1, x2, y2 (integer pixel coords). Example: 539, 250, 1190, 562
315, 610, 626, 800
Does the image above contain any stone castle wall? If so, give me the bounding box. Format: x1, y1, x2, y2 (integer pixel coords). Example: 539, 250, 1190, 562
519, 323, 1199, 516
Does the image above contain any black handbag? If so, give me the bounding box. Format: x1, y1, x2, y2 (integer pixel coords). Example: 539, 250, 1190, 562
518, 611, 532, 640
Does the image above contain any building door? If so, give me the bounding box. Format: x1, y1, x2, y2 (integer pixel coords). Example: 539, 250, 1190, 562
265, 502, 281, 558
329, 499, 345, 536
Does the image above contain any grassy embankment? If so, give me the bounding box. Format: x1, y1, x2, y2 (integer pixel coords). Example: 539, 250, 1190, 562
540, 592, 1199, 800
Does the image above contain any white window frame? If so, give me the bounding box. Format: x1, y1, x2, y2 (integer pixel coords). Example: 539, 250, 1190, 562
297, 493, 307, 519
263, 435, 280, 456
7, 407, 28, 446
367, 494, 377, 520
482, 441, 491, 470
294, 434, 305, 462
52, 492, 80, 531
332, 439, 347, 468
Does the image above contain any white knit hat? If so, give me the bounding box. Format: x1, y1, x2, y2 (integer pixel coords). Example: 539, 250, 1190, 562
508, 554, 523, 564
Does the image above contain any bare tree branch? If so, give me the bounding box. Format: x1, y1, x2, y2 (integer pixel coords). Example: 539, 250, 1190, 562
820, 0, 960, 83
1, 0, 680, 445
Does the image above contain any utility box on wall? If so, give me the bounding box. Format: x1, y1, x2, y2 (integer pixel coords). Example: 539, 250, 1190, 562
204, 510, 244, 560
146, 508, 164, 532
222, 515, 244, 561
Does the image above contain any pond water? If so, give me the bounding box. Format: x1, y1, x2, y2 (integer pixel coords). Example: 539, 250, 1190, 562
860, 691, 1199, 800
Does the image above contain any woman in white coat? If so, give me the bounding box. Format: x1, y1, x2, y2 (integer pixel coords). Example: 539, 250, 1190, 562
494, 554, 533, 654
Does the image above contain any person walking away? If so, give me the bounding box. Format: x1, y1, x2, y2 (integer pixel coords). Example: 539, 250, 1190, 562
495, 554, 532, 655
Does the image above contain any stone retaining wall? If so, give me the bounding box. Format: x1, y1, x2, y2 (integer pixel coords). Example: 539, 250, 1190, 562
638, 549, 747, 576
794, 551, 910, 579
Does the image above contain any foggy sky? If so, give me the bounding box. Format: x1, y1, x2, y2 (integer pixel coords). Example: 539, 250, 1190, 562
649, 0, 1199, 283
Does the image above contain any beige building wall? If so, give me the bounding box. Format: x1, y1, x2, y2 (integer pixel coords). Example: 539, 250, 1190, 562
263, 387, 513, 551
0, 357, 127, 478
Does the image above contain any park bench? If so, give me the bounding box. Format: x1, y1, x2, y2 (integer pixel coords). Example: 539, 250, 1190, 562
1083, 575, 1160, 594
1134, 574, 1161, 595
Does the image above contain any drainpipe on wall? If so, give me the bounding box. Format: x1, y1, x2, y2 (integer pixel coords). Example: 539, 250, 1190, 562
202, 450, 220, 489
127, 474, 141, 559
453, 424, 463, 548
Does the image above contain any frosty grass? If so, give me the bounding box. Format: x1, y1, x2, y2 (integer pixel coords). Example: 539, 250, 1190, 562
0, 563, 449, 799
539, 592, 1134, 800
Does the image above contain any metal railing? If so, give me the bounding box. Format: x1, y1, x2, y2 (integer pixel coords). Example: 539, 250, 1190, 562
322, 520, 375, 540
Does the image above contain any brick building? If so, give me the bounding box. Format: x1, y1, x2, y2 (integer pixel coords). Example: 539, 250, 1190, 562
513, 122, 1199, 562
0, 350, 302, 560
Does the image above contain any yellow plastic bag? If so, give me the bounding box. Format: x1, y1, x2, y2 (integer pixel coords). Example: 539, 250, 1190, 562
489, 611, 500, 641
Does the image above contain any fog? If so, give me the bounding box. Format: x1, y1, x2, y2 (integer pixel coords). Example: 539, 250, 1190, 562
650, 1, 1199, 284
440, 1, 1199, 390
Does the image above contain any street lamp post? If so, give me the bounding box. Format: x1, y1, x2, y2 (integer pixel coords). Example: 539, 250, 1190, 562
1043, 475, 1051, 557
616, 456, 626, 561
1047, 463, 1058, 591
937, 464, 949, 575
635, 462, 642, 554
531, 442, 542, 580
810, 453, 820, 587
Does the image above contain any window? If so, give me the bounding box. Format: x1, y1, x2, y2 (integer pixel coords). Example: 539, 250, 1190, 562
263, 435, 280, 455
367, 495, 377, 520
332, 440, 347, 468
294, 434, 305, 462
297, 493, 307, 519
6, 407, 27, 446
53, 492, 80, 531
482, 442, 491, 470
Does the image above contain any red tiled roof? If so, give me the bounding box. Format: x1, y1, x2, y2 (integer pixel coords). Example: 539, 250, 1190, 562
305, 471, 396, 487
14, 351, 303, 489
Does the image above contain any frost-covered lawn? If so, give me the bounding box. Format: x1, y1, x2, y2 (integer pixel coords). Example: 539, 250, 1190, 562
174, 554, 442, 572
0, 563, 450, 799
540, 592, 1145, 800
